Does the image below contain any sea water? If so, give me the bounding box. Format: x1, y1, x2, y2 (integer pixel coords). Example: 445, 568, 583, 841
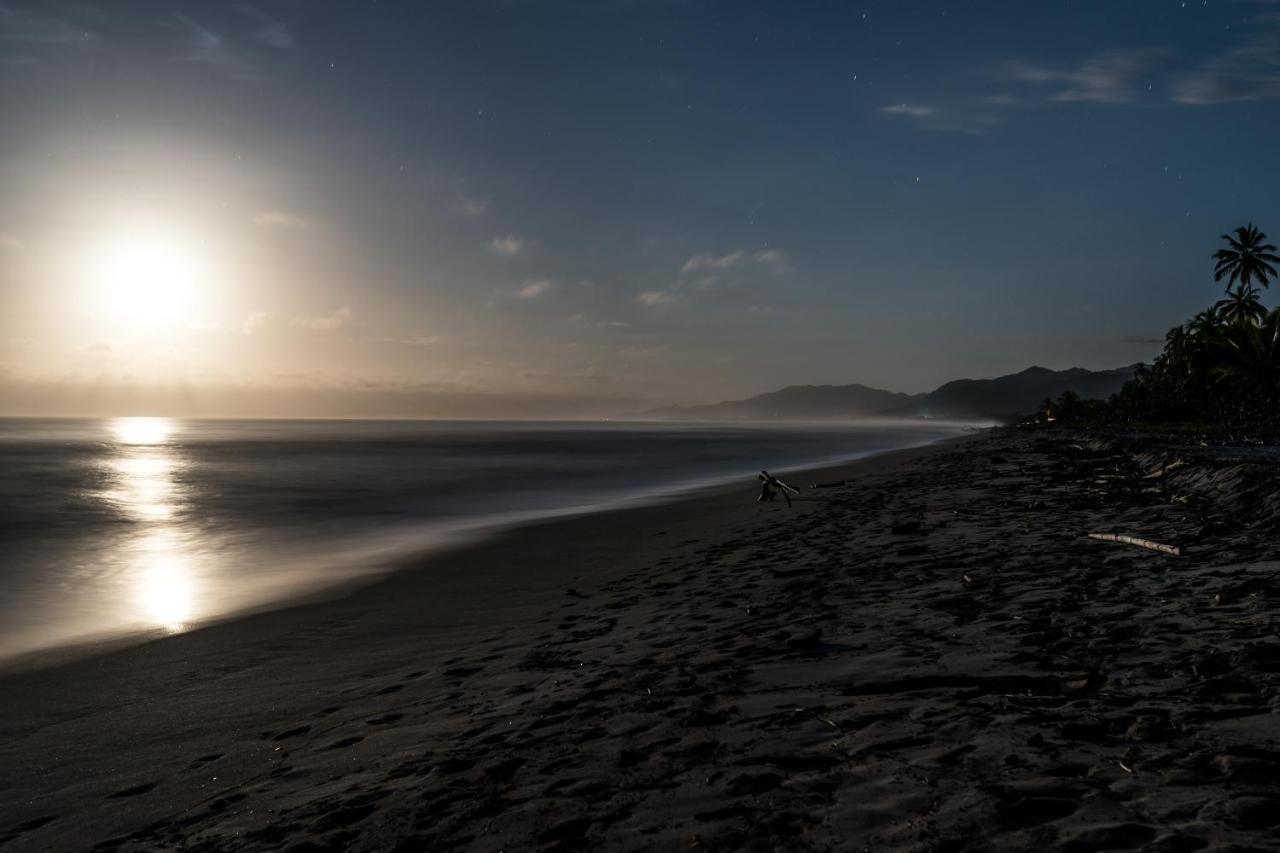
0, 417, 970, 661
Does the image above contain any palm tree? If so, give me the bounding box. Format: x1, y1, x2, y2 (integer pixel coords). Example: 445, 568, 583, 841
1188, 306, 1223, 338
1212, 308, 1280, 415
1215, 286, 1269, 325
1213, 224, 1279, 297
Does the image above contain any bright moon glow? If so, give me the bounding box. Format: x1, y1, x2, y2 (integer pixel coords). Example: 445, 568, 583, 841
112, 416, 175, 446
84, 228, 207, 328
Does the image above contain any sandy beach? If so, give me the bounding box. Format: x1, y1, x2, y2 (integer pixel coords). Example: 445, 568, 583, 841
4, 427, 1280, 851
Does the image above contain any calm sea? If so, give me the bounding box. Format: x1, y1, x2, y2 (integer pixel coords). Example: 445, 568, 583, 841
0, 417, 969, 661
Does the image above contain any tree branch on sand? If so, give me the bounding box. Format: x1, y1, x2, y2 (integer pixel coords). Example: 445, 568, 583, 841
1087, 533, 1181, 557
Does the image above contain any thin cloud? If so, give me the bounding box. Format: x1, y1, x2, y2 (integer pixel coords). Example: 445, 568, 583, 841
879, 98, 1010, 133
166, 8, 295, 80
458, 193, 490, 217
239, 5, 294, 50
0, 4, 94, 47
1005, 49, 1171, 104
1173, 14, 1280, 104
637, 290, 678, 307
566, 313, 629, 329
619, 345, 668, 359
880, 103, 937, 118
517, 279, 553, 299
369, 335, 441, 347
680, 249, 788, 276
170, 14, 262, 79
488, 235, 526, 257
1122, 334, 1164, 345
253, 209, 308, 230
241, 311, 270, 335
294, 306, 351, 331
78, 339, 119, 355
0, 232, 23, 251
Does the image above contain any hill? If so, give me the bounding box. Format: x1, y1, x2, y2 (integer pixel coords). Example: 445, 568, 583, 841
648, 365, 1137, 422
888, 365, 1137, 420
649, 383, 919, 421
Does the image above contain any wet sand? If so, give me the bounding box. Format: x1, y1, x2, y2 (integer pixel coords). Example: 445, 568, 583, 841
3, 428, 1280, 851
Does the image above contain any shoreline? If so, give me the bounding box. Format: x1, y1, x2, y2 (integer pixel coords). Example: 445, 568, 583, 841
6, 426, 1280, 850
0, 429, 976, 676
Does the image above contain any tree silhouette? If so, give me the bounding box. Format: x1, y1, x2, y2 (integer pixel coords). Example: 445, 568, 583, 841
1213, 224, 1279, 297
1212, 308, 1280, 414
1087, 223, 1280, 429
1215, 286, 1269, 325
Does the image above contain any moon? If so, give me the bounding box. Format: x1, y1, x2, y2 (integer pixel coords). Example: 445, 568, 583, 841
84, 226, 207, 329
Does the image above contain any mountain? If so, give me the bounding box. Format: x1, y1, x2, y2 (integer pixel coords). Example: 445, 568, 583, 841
649, 383, 920, 421
887, 365, 1137, 420
647, 365, 1138, 422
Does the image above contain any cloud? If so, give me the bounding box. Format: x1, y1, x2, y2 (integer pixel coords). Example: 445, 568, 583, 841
881, 98, 1013, 133
637, 290, 678, 307
169, 14, 263, 79
294, 306, 351, 331
619, 345, 667, 359
167, 7, 295, 80
239, 5, 294, 50
0, 5, 294, 77
880, 103, 937, 118
241, 310, 271, 335
0, 4, 94, 47
1173, 15, 1280, 104
79, 339, 119, 355
878, 98, 1010, 133
1005, 49, 1170, 104
368, 335, 441, 347
253, 209, 308, 230
566, 313, 629, 329
458, 193, 490, 217
0, 232, 23, 251
1122, 334, 1164, 345
517, 279, 553, 299
488, 235, 526, 257
680, 248, 788, 276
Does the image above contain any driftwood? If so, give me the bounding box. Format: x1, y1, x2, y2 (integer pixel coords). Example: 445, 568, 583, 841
811, 479, 848, 490
1144, 459, 1186, 479
760, 471, 799, 495
1087, 533, 1181, 557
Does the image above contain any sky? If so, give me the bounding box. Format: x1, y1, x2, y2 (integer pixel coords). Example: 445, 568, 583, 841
1, 0, 1278, 418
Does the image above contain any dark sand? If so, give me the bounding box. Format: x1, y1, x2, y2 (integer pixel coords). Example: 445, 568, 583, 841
4, 428, 1280, 851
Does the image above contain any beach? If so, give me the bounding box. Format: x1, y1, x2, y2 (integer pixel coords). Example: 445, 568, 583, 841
4, 427, 1280, 851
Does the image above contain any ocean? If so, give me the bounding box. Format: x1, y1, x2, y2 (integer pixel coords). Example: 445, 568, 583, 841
0, 417, 970, 661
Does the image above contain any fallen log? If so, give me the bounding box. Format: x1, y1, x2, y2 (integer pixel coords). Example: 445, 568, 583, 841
1087, 533, 1181, 557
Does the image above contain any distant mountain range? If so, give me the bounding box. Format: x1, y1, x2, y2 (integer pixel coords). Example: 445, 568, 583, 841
649, 365, 1138, 422
648, 384, 917, 421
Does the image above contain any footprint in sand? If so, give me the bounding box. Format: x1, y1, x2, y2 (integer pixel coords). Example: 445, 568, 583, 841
271, 726, 312, 741
366, 712, 404, 725
186, 753, 223, 770
0, 814, 58, 847
106, 782, 156, 799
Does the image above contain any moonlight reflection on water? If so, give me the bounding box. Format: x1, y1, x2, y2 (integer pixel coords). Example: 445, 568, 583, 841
106, 417, 199, 633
